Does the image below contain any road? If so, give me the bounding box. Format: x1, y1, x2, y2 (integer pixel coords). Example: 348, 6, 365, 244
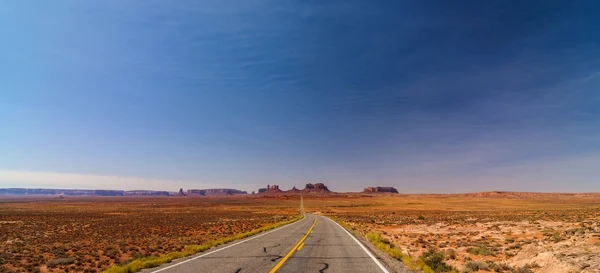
146, 214, 390, 273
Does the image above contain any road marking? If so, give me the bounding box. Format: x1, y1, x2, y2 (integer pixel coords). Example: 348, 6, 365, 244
325, 216, 390, 273
150, 215, 308, 273
268, 218, 317, 273
297, 242, 305, 251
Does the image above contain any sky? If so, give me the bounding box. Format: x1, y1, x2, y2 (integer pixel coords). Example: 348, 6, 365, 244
1, 1, 600, 193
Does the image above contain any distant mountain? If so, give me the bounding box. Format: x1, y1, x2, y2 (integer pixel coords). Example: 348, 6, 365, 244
302, 183, 331, 193
461, 191, 600, 198
123, 190, 170, 196
0, 188, 125, 196
363, 187, 399, 194
256, 183, 333, 194
257, 185, 282, 194
287, 186, 301, 193
186, 188, 247, 196
2, 188, 177, 196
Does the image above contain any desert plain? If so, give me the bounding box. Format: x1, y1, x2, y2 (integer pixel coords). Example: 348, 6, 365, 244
1, 192, 599, 273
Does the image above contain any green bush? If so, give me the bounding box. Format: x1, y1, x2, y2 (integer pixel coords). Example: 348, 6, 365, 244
466, 245, 495, 256
365, 233, 403, 260
463, 261, 488, 272
419, 248, 454, 272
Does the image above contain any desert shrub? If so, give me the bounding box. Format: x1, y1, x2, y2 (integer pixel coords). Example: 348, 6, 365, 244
419, 248, 454, 272
466, 244, 495, 256
504, 238, 515, 244
549, 233, 564, 242
512, 265, 536, 273
445, 248, 456, 260
103, 215, 302, 273
363, 232, 443, 273
489, 262, 511, 272
46, 257, 75, 267
365, 232, 403, 260
463, 261, 489, 272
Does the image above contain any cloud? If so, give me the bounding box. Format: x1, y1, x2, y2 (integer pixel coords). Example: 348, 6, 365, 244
0, 170, 221, 191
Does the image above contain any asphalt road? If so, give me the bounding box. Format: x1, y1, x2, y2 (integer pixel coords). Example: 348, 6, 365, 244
146, 214, 390, 273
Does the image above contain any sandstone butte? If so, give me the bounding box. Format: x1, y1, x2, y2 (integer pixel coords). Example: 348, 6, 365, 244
255, 183, 399, 195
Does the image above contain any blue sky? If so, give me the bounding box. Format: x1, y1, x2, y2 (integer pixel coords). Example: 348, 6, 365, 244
1, 1, 600, 193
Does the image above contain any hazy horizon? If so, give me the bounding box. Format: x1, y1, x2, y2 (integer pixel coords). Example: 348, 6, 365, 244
2, 1, 600, 193
1, 170, 600, 195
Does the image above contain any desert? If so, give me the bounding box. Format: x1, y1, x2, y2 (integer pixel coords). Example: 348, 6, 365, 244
1, 190, 599, 273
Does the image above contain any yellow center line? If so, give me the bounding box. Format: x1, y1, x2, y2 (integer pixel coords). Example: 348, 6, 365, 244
297, 242, 305, 251
268, 218, 317, 273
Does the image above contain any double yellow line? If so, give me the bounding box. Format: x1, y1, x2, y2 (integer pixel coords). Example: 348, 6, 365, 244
268, 218, 317, 273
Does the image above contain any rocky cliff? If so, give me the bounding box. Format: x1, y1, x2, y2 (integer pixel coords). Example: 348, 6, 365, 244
303, 183, 331, 193
257, 183, 332, 194
0, 188, 127, 196
363, 187, 399, 194
287, 186, 301, 193
258, 185, 282, 193
187, 188, 247, 196
123, 190, 170, 196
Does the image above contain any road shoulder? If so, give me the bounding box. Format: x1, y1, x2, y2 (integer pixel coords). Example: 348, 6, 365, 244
324, 216, 413, 273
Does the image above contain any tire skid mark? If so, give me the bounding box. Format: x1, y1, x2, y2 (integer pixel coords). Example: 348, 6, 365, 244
263, 243, 281, 253
319, 263, 329, 273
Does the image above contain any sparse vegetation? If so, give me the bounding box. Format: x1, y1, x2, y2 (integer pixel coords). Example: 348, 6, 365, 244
319, 194, 600, 273
104, 215, 302, 273
0, 197, 300, 272
463, 260, 488, 272
47, 257, 76, 267
365, 232, 403, 260
466, 244, 495, 256
2, 194, 600, 273
419, 248, 455, 272
512, 265, 535, 273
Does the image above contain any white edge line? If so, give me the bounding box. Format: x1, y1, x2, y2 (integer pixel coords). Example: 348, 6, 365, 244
151, 215, 308, 273
325, 216, 391, 273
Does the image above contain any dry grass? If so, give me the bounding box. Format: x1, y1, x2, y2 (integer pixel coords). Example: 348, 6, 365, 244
1, 193, 599, 273
0, 196, 300, 273
104, 215, 302, 273
308, 194, 600, 273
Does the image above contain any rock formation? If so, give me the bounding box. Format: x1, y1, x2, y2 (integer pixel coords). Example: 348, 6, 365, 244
206, 188, 248, 195
363, 187, 399, 194
258, 185, 282, 193
0, 188, 128, 196
257, 183, 332, 194
287, 186, 301, 193
303, 183, 331, 193
123, 190, 170, 196
187, 189, 247, 196
187, 189, 206, 196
